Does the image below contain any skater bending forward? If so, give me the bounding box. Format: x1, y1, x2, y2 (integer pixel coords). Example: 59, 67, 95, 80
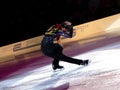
41, 21, 89, 70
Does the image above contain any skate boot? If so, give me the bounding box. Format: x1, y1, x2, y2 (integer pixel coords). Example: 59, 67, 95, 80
52, 65, 64, 70
81, 59, 89, 66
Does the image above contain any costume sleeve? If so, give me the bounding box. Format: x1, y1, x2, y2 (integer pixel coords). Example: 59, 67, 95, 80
56, 30, 63, 36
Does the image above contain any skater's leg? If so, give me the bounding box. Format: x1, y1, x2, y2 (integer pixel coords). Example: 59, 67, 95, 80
57, 53, 89, 65
52, 58, 59, 66
52, 58, 64, 70
60, 54, 83, 65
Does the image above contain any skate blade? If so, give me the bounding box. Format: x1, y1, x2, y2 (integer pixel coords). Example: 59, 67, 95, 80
53, 68, 65, 72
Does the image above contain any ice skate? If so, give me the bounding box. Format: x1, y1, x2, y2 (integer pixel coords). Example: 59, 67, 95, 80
81, 59, 89, 66
52, 65, 64, 71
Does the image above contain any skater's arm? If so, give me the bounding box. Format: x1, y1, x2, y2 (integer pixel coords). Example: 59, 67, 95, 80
56, 36, 63, 46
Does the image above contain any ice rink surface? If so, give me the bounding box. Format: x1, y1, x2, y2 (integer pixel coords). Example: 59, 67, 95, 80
0, 38, 120, 90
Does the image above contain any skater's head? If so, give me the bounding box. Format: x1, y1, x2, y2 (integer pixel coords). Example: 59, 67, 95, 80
61, 21, 73, 32
61, 21, 74, 38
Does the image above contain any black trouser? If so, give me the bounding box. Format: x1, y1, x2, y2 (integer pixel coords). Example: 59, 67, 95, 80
41, 44, 83, 67
52, 52, 83, 67
41, 37, 83, 67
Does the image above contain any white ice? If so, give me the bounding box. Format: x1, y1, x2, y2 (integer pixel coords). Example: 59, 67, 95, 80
0, 41, 120, 90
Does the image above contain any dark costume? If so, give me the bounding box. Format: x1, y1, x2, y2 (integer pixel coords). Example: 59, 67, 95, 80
41, 22, 88, 70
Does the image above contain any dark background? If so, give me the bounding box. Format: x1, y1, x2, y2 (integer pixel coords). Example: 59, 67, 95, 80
1, 0, 120, 46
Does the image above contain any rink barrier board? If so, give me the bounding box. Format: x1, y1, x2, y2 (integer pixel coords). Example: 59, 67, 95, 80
0, 13, 120, 63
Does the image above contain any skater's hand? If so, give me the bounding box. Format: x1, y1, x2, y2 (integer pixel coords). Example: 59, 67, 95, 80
57, 40, 64, 47
56, 36, 64, 47
60, 43, 64, 47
